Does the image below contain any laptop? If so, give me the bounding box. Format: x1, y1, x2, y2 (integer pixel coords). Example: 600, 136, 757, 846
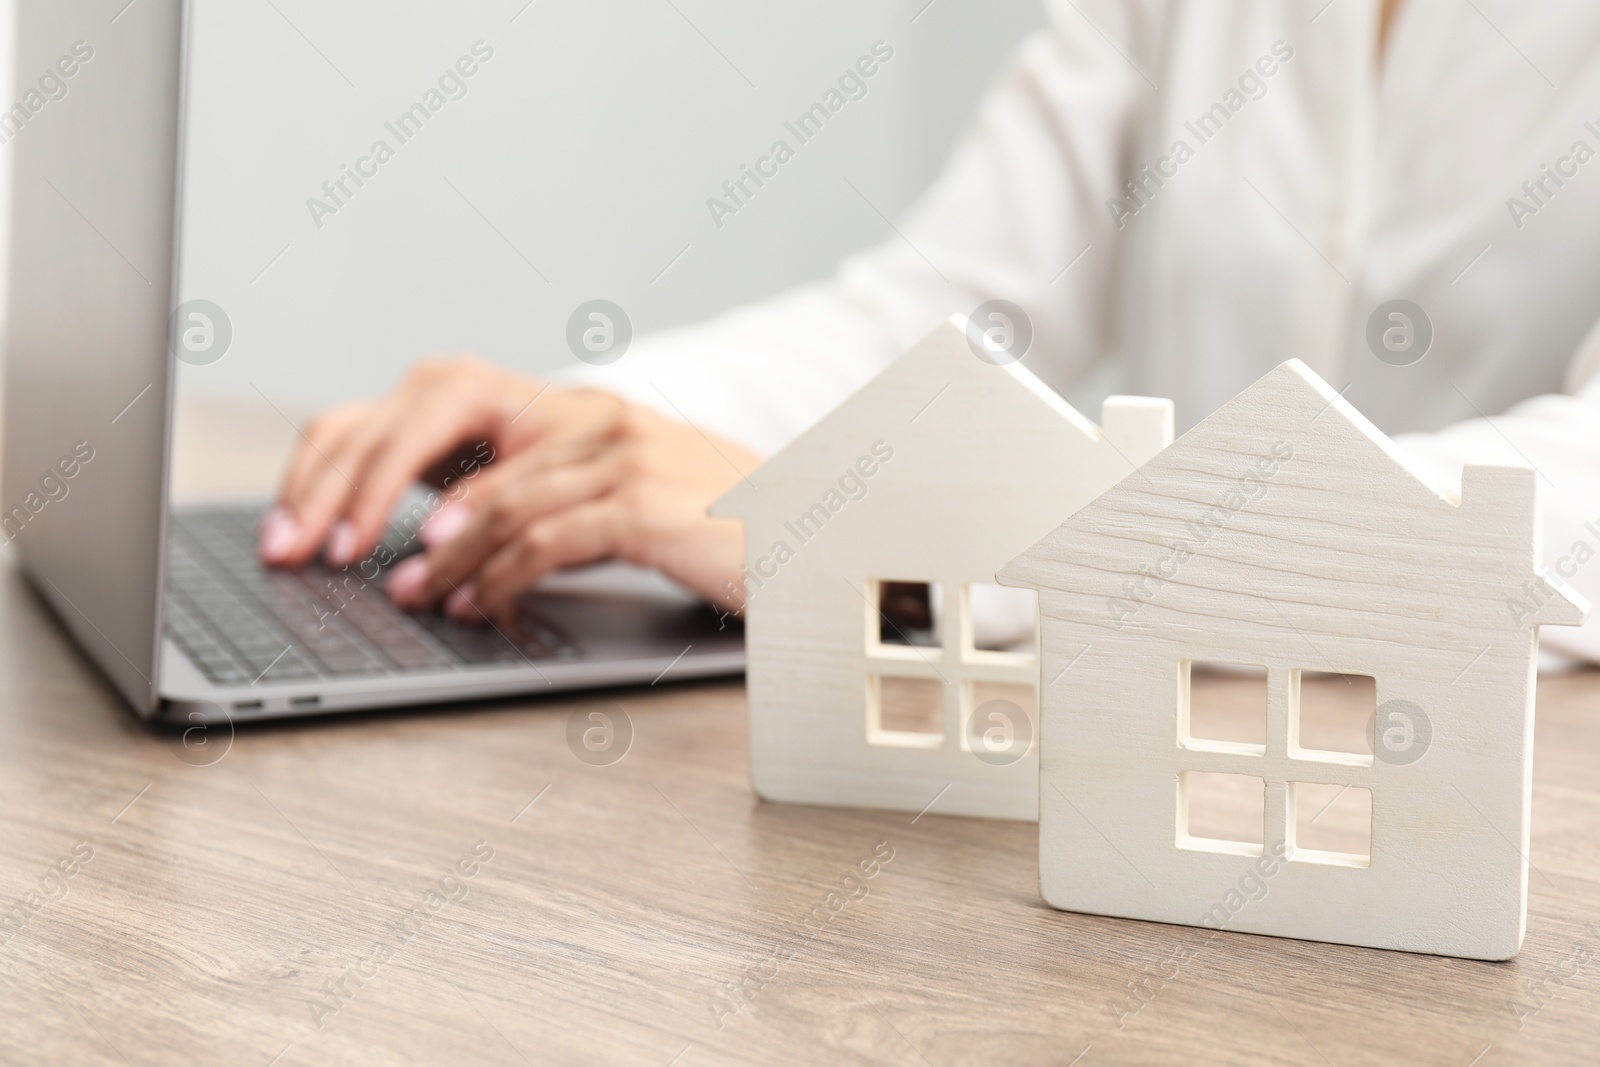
2, 0, 742, 724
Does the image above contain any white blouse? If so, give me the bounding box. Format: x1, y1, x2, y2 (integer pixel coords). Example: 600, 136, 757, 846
566, 0, 1600, 664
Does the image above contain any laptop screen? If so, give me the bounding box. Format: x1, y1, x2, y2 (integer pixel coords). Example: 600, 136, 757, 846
2, 0, 187, 712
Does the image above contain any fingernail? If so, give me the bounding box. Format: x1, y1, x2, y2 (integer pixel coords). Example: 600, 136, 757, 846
385, 556, 430, 606
444, 581, 478, 620
325, 522, 359, 567
258, 507, 300, 563
421, 502, 472, 547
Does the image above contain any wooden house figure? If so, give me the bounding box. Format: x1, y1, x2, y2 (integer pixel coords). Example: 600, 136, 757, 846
998, 359, 1588, 959
711, 316, 1172, 820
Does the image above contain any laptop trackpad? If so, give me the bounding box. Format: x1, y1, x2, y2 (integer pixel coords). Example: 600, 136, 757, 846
518, 562, 739, 661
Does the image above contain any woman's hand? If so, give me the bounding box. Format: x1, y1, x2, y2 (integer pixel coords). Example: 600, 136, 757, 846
259, 355, 619, 569
261, 354, 760, 618
384, 400, 759, 621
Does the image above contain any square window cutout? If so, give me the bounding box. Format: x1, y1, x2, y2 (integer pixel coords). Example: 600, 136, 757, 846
874, 581, 941, 649
1289, 782, 1372, 866
867, 675, 944, 748
1180, 661, 1266, 753
1177, 771, 1264, 856
965, 584, 1038, 653
1292, 671, 1375, 761
962, 681, 1037, 755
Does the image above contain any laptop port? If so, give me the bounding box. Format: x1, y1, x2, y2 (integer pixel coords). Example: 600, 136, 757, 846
233, 700, 263, 711
290, 695, 321, 708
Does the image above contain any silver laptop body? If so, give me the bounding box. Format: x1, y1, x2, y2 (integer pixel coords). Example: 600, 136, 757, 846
2, 0, 742, 724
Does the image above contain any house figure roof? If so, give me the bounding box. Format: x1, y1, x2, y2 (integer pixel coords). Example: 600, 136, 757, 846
1000, 358, 1588, 638
712, 316, 1173, 532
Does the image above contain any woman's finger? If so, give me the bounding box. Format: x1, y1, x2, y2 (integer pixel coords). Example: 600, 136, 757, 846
330, 393, 505, 566
411, 429, 620, 552
388, 454, 623, 609
450, 429, 615, 506
261, 403, 369, 563
274, 404, 406, 566
467, 497, 627, 621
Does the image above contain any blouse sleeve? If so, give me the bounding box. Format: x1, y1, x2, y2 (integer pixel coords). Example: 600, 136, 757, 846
1395, 318, 1600, 664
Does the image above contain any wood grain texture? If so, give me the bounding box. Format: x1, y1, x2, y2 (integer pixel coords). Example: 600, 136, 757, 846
1001, 359, 1590, 960
0, 557, 1598, 1066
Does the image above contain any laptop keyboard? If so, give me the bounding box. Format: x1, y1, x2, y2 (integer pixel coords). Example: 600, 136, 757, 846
165, 507, 577, 686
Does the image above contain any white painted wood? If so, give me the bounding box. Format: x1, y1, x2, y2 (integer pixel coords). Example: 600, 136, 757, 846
712, 316, 1173, 820
999, 358, 1590, 959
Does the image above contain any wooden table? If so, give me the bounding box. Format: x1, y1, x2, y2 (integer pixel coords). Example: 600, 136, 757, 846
1, 396, 1598, 1065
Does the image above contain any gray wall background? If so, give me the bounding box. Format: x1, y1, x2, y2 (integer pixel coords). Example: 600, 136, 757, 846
2, 0, 1043, 412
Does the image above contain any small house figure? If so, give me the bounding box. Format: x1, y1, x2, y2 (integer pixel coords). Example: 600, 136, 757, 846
998, 358, 1588, 958
711, 316, 1172, 820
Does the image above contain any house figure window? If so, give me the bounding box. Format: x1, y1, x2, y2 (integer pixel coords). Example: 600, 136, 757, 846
1175, 661, 1375, 867
864, 580, 1038, 754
